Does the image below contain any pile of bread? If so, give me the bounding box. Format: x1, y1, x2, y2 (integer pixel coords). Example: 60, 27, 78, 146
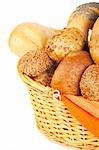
9, 2, 99, 102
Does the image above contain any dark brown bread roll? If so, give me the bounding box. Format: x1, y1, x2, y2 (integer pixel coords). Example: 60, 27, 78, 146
51, 51, 93, 95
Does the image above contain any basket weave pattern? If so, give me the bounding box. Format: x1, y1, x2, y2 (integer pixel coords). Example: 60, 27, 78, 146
19, 72, 99, 150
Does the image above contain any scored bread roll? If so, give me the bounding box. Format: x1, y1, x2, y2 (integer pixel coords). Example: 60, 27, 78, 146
67, 2, 99, 38
18, 49, 54, 78
51, 51, 93, 95
9, 22, 57, 57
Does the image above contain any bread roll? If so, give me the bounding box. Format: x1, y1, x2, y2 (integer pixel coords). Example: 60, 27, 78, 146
51, 51, 93, 95
90, 18, 99, 64
80, 64, 99, 101
18, 49, 54, 78
45, 28, 85, 62
9, 22, 56, 57
67, 2, 99, 38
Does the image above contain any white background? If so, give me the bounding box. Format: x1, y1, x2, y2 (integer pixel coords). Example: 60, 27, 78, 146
0, 0, 98, 150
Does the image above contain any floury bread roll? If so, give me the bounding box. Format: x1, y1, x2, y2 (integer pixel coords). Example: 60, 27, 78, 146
90, 18, 99, 64
45, 2, 99, 62
18, 49, 54, 78
51, 51, 93, 95
9, 22, 57, 57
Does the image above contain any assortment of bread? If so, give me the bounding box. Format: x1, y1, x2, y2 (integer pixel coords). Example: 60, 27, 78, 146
9, 3, 99, 105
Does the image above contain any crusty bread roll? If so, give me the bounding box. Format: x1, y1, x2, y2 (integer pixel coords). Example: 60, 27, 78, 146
45, 27, 85, 62
9, 22, 56, 57
45, 3, 99, 63
80, 64, 99, 101
51, 51, 93, 95
90, 18, 99, 64
67, 2, 99, 38
18, 49, 54, 78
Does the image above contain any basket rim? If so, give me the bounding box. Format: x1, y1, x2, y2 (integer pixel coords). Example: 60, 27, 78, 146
17, 67, 53, 92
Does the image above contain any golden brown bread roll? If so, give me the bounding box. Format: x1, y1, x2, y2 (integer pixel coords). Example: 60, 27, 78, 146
51, 51, 93, 95
90, 18, 99, 64
80, 64, 99, 101
45, 27, 85, 62
45, 3, 99, 63
9, 22, 57, 57
18, 49, 54, 78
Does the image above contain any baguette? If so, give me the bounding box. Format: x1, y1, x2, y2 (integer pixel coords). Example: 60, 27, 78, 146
9, 22, 57, 57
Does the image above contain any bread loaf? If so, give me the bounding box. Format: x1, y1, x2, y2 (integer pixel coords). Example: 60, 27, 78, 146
9, 23, 56, 57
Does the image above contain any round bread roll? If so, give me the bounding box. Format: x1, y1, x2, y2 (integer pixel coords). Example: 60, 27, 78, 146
45, 27, 85, 62
46, 3, 99, 63
90, 18, 99, 64
51, 51, 93, 95
18, 49, 54, 78
80, 64, 99, 101
9, 22, 56, 57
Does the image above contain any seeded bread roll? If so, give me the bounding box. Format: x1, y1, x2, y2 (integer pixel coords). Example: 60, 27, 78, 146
51, 51, 93, 95
45, 3, 99, 62
80, 64, 99, 101
18, 49, 54, 78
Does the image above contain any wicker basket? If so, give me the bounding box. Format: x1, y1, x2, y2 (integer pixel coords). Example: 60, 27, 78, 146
18, 69, 99, 150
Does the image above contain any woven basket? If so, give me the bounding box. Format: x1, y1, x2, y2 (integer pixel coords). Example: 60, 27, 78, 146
18, 69, 99, 150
